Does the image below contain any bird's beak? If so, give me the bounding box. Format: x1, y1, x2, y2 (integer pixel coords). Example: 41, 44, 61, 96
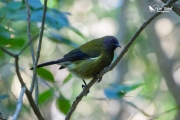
115, 43, 121, 48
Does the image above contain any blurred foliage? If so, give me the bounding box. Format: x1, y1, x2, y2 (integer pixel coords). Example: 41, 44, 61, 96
62, 73, 72, 85
0, 0, 180, 120
0, 94, 8, 100
56, 93, 71, 115
37, 68, 55, 82
38, 88, 54, 105
104, 83, 143, 98
0, 0, 76, 119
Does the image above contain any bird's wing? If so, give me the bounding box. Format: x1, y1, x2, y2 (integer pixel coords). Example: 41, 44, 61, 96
58, 48, 101, 69
62, 48, 101, 62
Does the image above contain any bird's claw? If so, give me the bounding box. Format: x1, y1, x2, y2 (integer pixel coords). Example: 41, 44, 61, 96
82, 84, 90, 96
82, 79, 90, 96
96, 76, 102, 83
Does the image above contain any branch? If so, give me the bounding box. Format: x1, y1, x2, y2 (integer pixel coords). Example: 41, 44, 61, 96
149, 106, 180, 120
0, 1, 47, 119
35, 80, 39, 105
14, 56, 45, 120
0, 48, 45, 119
24, 0, 40, 105
0, 47, 44, 120
18, 34, 39, 56
0, 34, 38, 58
23, 0, 35, 61
0, 46, 16, 58
65, 8, 161, 120
124, 100, 151, 117
30, 0, 48, 94
65, 0, 177, 119
12, 86, 26, 120
125, 99, 179, 119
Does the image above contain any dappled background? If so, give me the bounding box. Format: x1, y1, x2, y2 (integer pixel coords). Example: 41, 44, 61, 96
0, 0, 180, 120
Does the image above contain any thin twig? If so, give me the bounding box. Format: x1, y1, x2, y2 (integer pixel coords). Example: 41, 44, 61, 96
69, 96, 179, 119
148, 106, 180, 120
65, 0, 177, 119
23, 0, 35, 62
65, 76, 98, 120
0, 46, 16, 58
12, 86, 26, 120
30, 0, 48, 94
0, 1, 47, 120
14, 56, 45, 120
35, 80, 39, 105
0, 50, 45, 119
23, 0, 39, 105
18, 34, 39, 56
23, 0, 37, 95
0, 34, 38, 57
124, 100, 151, 117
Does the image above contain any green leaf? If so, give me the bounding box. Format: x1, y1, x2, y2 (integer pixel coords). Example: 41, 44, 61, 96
0, 37, 26, 48
38, 88, 54, 105
0, 49, 5, 62
104, 83, 143, 99
46, 9, 69, 29
30, 9, 69, 29
56, 94, 70, 115
0, 2, 24, 20
46, 33, 78, 48
47, 0, 61, 8
6, 9, 26, 21
0, 1, 22, 16
68, 26, 86, 40
28, 0, 43, 9
62, 73, 72, 85
9, 38, 26, 47
3, 4, 69, 29
5, 1, 22, 11
30, 10, 43, 22
0, 25, 10, 39
0, 94, 8, 100
37, 68, 54, 82
117, 83, 143, 93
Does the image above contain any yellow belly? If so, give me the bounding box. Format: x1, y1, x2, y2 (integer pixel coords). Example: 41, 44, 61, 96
66, 52, 113, 79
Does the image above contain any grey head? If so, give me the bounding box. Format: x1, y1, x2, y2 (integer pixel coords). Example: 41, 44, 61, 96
103, 36, 121, 52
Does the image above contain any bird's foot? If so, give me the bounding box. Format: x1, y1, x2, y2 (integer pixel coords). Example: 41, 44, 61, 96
94, 74, 102, 83
82, 79, 90, 96
96, 76, 102, 83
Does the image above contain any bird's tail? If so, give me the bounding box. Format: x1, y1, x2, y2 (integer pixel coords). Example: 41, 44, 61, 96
30, 59, 63, 70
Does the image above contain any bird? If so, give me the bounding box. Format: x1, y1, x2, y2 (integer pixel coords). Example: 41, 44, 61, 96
30, 36, 120, 93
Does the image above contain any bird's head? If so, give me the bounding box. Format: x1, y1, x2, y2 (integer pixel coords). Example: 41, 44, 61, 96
103, 36, 121, 52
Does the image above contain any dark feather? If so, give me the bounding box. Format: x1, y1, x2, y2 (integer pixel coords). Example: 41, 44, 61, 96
30, 60, 63, 70
59, 66, 65, 69
63, 49, 90, 61
58, 48, 101, 69
30, 49, 100, 70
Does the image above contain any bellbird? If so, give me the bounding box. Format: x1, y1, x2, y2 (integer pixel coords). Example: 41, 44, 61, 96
30, 36, 120, 89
